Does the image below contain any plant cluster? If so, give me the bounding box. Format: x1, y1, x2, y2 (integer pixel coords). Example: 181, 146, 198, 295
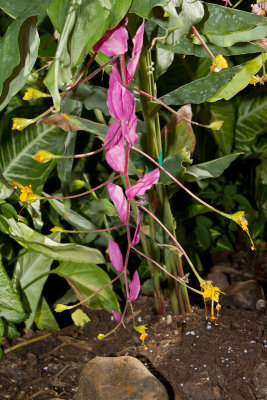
0, 0, 266, 357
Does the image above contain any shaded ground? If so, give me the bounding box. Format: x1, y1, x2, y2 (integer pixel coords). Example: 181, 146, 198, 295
1, 250, 266, 400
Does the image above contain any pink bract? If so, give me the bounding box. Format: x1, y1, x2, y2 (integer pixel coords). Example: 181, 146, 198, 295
125, 168, 160, 199
108, 183, 127, 223
93, 18, 128, 57
109, 239, 124, 272
129, 270, 140, 301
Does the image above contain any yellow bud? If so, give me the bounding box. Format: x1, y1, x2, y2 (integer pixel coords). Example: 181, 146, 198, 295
54, 304, 70, 312
208, 120, 224, 130
33, 150, 56, 163
23, 87, 51, 101
97, 333, 106, 340
12, 118, 34, 131
72, 179, 86, 191
249, 75, 261, 86
50, 226, 65, 233
230, 211, 255, 250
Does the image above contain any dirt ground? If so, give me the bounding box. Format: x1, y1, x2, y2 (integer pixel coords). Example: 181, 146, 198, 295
1, 250, 266, 400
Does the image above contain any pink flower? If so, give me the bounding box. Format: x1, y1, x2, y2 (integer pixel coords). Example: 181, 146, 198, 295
126, 21, 145, 85
129, 270, 140, 301
132, 208, 141, 246
108, 183, 127, 223
111, 309, 122, 322
93, 18, 128, 56
109, 239, 124, 272
105, 121, 125, 172
125, 169, 160, 199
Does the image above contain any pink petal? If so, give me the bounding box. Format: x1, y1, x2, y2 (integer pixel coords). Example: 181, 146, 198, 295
111, 309, 122, 322
104, 120, 122, 150
125, 168, 160, 199
108, 183, 127, 223
109, 239, 124, 272
132, 207, 141, 246
126, 21, 145, 85
107, 63, 124, 120
129, 270, 140, 301
93, 18, 128, 57
106, 135, 125, 172
121, 89, 138, 146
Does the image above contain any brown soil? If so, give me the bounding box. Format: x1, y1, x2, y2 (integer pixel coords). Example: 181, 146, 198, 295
1, 250, 266, 400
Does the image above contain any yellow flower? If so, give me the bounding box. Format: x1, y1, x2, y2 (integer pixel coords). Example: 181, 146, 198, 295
97, 333, 106, 340
54, 304, 70, 312
50, 226, 65, 233
208, 120, 224, 130
201, 281, 225, 324
210, 55, 228, 73
230, 211, 256, 250
134, 324, 148, 349
12, 118, 34, 131
23, 87, 51, 101
33, 150, 56, 163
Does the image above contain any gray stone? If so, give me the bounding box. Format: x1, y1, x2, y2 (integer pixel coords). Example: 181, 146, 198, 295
78, 356, 169, 400
252, 362, 267, 399
222, 280, 264, 310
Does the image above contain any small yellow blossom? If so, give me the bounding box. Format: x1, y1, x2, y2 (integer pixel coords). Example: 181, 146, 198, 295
210, 55, 228, 73
201, 281, 225, 324
23, 87, 51, 101
134, 324, 148, 349
54, 304, 70, 312
208, 120, 224, 130
230, 211, 256, 250
33, 150, 56, 163
12, 118, 34, 131
97, 333, 106, 340
19, 184, 33, 202
50, 226, 65, 233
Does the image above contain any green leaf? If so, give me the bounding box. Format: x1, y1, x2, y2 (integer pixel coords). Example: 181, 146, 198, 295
0, 118, 66, 193
208, 100, 236, 155
208, 54, 267, 102
0, 204, 105, 264
159, 65, 242, 105
55, 114, 108, 138
235, 88, 267, 154
45, 0, 132, 110
71, 309, 91, 326
196, 3, 267, 47
48, 198, 97, 230
0, 255, 27, 323
158, 37, 266, 57
34, 296, 60, 331
130, 0, 204, 44
70, 84, 109, 114
14, 250, 55, 329
160, 154, 185, 184
184, 153, 241, 181
0, 0, 33, 18
0, 0, 49, 111
53, 261, 120, 312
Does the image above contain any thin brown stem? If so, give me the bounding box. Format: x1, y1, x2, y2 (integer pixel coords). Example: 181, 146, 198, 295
191, 26, 215, 60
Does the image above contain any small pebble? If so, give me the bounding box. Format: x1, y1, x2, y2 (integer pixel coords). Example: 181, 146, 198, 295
244, 349, 248, 353
137, 317, 142, 322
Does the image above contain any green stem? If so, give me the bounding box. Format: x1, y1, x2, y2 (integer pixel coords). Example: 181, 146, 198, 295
4, 332, 54, 354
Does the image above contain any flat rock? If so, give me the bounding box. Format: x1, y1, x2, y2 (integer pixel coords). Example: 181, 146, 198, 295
78, 356, 169, 400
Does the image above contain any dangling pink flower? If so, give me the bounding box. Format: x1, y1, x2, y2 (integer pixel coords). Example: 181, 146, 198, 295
105, 121, 125, 172
108, 183, 127, 223
111, 309, 122, 322
109, 239, 124, 272
93, 17, 128, 56
126, 21, 145, 85
126, 169, 160, 199
129, 270, 140, 301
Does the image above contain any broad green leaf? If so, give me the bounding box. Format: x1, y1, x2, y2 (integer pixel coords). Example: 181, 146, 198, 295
208, 100, 236, 155
130, 0, 204, 44
162, 104, 195, 157
184, 154, 241, 181
0, 255, 27, 323
0, 117, 66, 193
196, 3, 267, 47
0, 204, 105, 264
45, 0, 132, 110
159, 65, 242, 105
48, 198, 97, 230
235, 88, 267, 154
0, 0, 33, 18
0, 0, 49, 111
160, 154, 185, 184
54, 261, 120, 312
87, 199, 118, 217
34, 296, 60, 331
14, 250, 55, 329
70, 84, 109, 114
208, 54, 267, 102
158, 37, 265, 57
